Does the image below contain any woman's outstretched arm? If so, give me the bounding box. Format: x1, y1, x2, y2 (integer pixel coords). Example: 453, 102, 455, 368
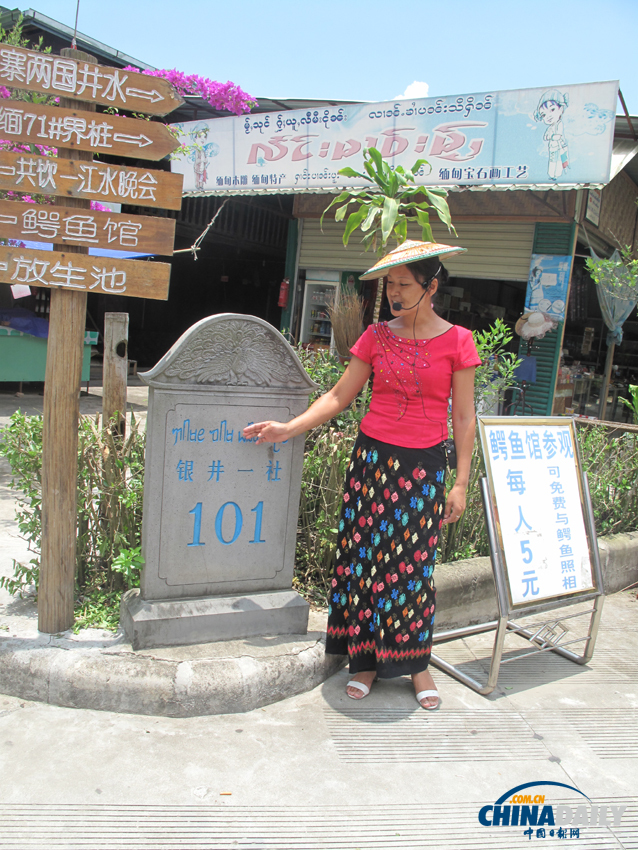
442, 366, 476, 525
243, 355, 372, 445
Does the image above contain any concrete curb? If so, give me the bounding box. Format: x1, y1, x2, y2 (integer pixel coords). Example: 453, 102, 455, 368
0, 531, 636, 717
0, 632, 344, 717
434, 530, 638, 630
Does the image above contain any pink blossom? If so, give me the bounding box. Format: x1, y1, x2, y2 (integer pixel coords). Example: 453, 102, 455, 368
90, 201, 111, 212
123, 65, 257, 115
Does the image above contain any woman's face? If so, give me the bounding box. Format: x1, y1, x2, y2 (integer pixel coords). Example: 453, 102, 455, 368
387, 264, 430, 315
540, 102, 563, 126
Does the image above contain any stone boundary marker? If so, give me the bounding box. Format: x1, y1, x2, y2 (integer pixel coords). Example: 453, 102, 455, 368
121, 314, 319, 650
0, 532, 635, 717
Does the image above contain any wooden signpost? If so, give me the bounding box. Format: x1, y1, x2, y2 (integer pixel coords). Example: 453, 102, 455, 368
0, 150, 183, 209
0, 245, 171, 299
0, 45, 184, 634
0, 199, 176, 255
0, 43, 183, 114
0, 99, 179, 160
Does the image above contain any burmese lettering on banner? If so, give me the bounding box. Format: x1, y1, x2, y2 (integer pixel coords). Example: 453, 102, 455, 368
0, 44, 182, 115
0, 99, 179, 160
0, 151, 183, 210
0, 245, 171, 301
171, 81, 619, 193
0, 199, 176, 255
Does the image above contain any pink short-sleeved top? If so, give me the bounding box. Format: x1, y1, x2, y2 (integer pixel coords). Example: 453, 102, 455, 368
350, 322, 481, 449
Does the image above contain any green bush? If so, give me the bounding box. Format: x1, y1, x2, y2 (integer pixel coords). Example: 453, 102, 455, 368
0, 411, 145, 630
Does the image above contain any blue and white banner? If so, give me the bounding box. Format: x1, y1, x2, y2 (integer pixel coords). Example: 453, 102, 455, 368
525, 254, 574, 321
170, 81, 618, 194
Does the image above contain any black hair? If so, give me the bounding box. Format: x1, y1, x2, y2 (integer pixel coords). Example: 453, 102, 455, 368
406, 257, 449, 291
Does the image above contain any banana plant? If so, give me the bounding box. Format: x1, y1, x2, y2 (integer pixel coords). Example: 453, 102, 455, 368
321, 147, 454, 256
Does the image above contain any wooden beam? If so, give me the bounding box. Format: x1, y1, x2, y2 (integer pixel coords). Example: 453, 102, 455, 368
39, 48, 95, 634
0, 43, 183, 115
0, 98, 179, 160
103, 312, 129, 438
0, 198, 177, 254
0, 150, 184, 210
0, 245, 172, 300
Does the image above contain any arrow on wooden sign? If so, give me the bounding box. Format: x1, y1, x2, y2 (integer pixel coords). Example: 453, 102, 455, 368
0, 44, 183, 115
0, 199, 176, 255
0, 150, 184, 210
0, 245, 171, 300
0, 99, 180, 160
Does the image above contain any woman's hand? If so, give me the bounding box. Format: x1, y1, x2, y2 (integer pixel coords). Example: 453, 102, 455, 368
442, 482, 467, 525
242, 420, 292, 445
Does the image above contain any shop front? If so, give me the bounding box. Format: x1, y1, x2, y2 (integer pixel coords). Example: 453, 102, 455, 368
170, 81, 637, 422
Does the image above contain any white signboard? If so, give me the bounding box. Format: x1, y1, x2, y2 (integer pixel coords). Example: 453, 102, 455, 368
170, 80, 619, 194
479, 417, 596, 608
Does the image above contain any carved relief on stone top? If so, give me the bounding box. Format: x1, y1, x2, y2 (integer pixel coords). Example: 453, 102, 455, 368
141, 314, 317, 391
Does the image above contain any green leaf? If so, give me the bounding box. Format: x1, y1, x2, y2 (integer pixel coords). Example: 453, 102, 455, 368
363, 158, 377, 182
334, 202, 352, 222
388, 169, 399, 197
367, 146, 384, 173
320, 191, 353, 229
394, 217, 407, 244
337, 166, 368, 180
410, 158, 430, 175
424, 189, 454, 231
360, 205, 381, 233
381, 197, 399, 245
342, 208, 367, 246
415, 208, 433, 242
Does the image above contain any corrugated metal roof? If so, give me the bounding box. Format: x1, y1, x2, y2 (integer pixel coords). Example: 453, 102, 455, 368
182, 182, 607, 199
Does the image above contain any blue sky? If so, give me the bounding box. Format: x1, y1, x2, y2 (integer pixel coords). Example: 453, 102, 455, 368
12, 0, 638, 113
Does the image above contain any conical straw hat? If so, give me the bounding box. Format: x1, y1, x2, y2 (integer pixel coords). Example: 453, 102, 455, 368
359, 240, 467, 280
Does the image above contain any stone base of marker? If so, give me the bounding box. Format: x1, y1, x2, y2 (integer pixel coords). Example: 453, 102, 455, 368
121, 588, 310, 651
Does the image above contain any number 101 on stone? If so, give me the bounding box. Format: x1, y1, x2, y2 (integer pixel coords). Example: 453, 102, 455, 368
120, 314, 318, 650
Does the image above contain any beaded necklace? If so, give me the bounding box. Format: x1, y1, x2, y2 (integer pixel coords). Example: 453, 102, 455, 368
373, 322, 435, 421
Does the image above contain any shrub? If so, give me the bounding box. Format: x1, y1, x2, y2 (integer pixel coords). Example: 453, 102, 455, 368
0, 412, 145, 629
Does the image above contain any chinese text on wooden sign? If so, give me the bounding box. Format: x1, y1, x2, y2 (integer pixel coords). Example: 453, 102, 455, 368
0, 47, 183, 302
0, 44, 183, 114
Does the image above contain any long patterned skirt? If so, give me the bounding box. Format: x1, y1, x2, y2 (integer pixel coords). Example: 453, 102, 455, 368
325, 431, 446, 678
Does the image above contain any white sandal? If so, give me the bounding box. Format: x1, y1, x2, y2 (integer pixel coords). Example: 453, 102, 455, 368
416, 689, 440, 711
346, 680, 371, 699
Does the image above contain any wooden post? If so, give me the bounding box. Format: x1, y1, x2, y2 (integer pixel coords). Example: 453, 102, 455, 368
599, 340, 615, 421
372, 276, 384, 323
103, 313, 129, 437
39, 48, 96, 634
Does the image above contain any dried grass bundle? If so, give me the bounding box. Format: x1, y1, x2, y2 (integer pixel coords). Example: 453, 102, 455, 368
328, 290, 364, 357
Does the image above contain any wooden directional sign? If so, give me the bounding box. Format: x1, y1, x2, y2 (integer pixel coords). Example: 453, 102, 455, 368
0, 99, 179, 160
0, 199, 176, 255
0, 44, 183, 115
0, 245, 171, 300
0, 150, 183, 210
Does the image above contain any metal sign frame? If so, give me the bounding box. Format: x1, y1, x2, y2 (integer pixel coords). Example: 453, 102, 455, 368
429, 416, 604, 695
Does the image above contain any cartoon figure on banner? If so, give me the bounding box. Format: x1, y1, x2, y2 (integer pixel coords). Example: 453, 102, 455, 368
176, 122, 220, 191
524, 253, 571, 320
534, 89, 569, 180
527, 264, 545, 310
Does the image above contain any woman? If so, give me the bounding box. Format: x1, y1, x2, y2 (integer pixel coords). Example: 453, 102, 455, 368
243, 241, 480, 710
